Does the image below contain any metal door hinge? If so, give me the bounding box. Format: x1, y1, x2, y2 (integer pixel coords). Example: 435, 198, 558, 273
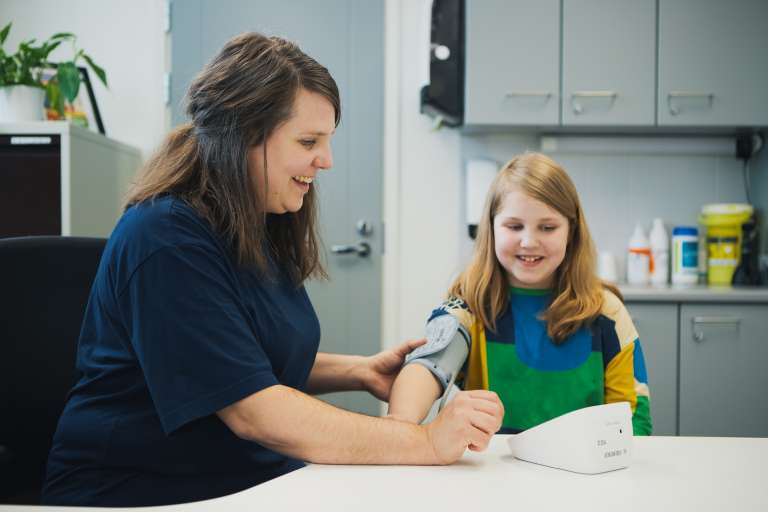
163, 73, 171, 106
164, 1, 172, 33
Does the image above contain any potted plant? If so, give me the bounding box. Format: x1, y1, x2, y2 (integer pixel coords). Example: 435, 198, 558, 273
0, 22, 107, 123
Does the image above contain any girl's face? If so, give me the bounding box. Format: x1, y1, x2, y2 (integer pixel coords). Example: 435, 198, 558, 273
248, 88, 336, 214
493, 186, 570, 289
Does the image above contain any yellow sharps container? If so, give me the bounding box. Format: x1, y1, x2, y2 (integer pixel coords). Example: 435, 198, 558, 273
699, 203, 753, 286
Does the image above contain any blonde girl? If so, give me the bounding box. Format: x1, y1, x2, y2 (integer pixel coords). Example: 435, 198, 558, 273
388, 152, 652, 435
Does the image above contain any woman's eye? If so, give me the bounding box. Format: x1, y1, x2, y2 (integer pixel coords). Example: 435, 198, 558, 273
300, 139, 316, 148
541, 225, 557, 232
508, 224, 523, 231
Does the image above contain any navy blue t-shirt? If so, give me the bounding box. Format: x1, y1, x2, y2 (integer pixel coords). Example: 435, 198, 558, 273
42, 196, 320, 506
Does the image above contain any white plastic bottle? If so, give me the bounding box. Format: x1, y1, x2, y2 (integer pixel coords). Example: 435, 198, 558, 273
627, 223, 651, 285
649, 218, 669, 286
671, 226, 699, 286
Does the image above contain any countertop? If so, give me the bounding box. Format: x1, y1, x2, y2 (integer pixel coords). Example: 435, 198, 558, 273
3, 436, 765, 512
618, 284, 768, 303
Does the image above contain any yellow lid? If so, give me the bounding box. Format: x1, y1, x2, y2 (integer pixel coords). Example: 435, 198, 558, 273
700, 203, 752, 227
701, 203, 753, 216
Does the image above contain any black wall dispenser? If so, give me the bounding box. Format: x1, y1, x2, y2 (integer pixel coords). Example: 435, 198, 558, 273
420, 0, 465, 128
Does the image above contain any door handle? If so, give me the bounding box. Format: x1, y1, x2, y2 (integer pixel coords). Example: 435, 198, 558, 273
691, 316, 741, 342
666, 91, 714, 116
331, 242, 371, 258
570, 90, 618, 115
504, 91, 553, 99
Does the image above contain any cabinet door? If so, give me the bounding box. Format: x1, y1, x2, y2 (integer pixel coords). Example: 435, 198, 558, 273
680, 304, 768, 437
626, 302, 678, 436
658, 0, 768, 126
562, 0, 656, 126
464, 0, 560, 126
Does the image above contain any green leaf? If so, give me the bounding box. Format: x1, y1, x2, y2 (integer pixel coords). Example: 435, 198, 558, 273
82, 54, 107, 87
57, 62, 80, 102
49, 32, 74, 40
42, 40, 61, 59
0, 23, 11, 45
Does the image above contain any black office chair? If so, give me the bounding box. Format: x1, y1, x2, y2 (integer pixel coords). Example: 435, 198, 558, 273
0, 236, 106, 504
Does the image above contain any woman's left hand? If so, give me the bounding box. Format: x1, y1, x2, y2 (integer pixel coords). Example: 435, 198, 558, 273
361, 338, 426, 402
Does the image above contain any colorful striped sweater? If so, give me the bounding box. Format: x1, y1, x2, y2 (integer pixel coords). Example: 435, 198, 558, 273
429, 288, 652, 435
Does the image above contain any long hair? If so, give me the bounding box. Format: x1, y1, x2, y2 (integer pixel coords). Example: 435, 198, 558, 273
124, 33, 340, 284
449, 152, 621, 343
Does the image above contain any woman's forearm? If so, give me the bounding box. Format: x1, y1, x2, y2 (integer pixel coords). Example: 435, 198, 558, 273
305, 352, 366, 395
218, 384, 505, 466
218, 384, 437, 464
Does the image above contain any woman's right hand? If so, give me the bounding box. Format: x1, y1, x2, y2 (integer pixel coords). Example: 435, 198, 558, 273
424, 390, 505, 465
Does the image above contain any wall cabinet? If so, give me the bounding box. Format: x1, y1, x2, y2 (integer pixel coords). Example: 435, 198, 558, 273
464, 0, 768, 129
464, 0, 560, 126
658, 0, 768, 127
626, 300, 768, 437
562, 0, 656, 126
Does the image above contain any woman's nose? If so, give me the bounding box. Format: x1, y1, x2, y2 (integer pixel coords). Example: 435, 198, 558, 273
314, 147, 333, 170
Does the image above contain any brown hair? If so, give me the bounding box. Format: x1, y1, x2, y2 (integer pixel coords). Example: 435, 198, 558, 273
124, 32, 340, 284
449, 152, 621, 343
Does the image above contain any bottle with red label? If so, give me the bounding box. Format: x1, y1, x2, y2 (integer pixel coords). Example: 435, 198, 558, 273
627, 222, 651, 285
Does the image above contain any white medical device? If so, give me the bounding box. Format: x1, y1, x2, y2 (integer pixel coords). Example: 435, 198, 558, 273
507, 402, 633, 474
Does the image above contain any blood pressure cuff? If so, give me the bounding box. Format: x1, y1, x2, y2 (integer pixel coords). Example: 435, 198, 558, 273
404, 314, 470, 392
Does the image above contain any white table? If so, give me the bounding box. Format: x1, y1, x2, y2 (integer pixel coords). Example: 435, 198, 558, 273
2, 436, 766, 511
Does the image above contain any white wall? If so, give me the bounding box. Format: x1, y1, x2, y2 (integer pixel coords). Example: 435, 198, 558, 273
382, 0, 465, 348
2, 0, 168, 160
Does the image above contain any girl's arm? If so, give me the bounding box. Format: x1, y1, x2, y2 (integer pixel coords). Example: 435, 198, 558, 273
603, 292, 653, 435
386, 363, 443, 424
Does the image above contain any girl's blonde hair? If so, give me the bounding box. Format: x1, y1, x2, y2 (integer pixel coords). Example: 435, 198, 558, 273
449, 152, 621, 343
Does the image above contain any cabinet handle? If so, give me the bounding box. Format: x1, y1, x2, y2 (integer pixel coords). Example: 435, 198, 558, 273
571, 90, 617, 115
691, 316, 740, 342
667, 91, 714, 116
504, 91, 553, 99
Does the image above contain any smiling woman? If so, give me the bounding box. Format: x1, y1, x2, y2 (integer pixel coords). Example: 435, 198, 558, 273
248, 89, 336, 215
39, 32, 504, 508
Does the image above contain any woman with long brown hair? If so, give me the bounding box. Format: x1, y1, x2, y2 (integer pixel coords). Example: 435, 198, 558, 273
387, 152, 652, 436
41, 33, 503, 507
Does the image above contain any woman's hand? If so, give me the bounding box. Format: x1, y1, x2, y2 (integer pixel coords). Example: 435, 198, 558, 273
424, 390, 505, 464
360, 338, 426, 402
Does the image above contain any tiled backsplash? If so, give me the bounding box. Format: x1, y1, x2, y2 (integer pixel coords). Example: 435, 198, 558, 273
461, 133, 767, 281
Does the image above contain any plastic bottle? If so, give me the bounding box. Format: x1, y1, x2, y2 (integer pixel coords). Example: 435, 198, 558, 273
649, 218, 669, 286
671, 226, 699, 286
627, 223, 651, 285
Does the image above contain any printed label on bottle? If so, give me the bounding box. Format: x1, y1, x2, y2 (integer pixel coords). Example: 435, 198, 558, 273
681, 241, 698, 269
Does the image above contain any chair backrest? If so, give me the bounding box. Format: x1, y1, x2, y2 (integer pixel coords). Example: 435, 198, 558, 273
0, 236, 106, 504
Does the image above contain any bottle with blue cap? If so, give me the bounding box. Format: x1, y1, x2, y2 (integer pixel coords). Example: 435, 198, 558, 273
671, 226, 699, 286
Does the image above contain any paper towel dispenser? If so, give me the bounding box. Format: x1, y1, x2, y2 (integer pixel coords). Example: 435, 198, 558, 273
420, 0, 465, 128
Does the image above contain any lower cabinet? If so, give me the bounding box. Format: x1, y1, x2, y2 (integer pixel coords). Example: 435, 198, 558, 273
626, 300, 768, 437
625, 303, 678, 436
679, 304, 768, 437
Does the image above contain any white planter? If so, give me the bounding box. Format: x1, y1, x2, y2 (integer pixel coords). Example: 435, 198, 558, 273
0, 85, 46, 122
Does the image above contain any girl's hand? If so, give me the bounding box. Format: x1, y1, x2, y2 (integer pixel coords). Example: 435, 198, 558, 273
360, 338, 426, 402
